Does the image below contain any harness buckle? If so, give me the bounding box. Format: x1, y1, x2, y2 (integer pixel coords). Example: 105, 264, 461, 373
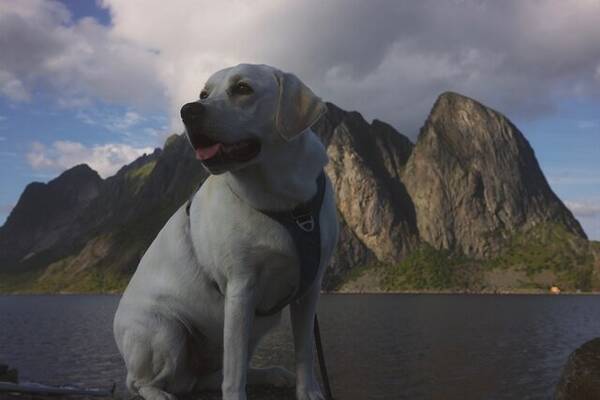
295, 214, 315, 232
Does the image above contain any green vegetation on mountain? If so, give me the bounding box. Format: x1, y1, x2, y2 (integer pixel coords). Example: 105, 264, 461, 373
0, 93, 597, 294
338, 224, 599, 293
484, 223, 599, 291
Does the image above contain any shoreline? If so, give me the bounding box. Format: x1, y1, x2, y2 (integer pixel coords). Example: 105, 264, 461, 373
1, 290, 600, 296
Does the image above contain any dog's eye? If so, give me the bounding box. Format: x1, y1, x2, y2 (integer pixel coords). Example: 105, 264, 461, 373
232, 82, 253, 95
200, 90, 209, 100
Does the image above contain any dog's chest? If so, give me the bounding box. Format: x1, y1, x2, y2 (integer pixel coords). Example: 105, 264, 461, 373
190, 182, 303, 309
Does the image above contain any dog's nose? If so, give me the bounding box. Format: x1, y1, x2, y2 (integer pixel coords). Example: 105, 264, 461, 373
180, 102, 204, 123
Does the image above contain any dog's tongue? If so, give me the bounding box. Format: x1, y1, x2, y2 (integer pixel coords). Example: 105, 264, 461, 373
195, 143, 222, 160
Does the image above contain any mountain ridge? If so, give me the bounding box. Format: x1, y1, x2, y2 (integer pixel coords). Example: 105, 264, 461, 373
1, 92, 597, 293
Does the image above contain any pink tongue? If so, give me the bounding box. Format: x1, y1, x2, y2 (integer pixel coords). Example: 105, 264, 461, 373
196, 143, 222, 160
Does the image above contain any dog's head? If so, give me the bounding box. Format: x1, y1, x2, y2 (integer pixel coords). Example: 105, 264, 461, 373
180, 64, 326, 174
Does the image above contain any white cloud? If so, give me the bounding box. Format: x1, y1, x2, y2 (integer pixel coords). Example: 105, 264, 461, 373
100, 0, 600, 136
3, 0, 600, 137
0, 70, 30, 102
566, 200, 600, 240
0, 0, 164, 110
565, 201, 600, 218
26, 140, 153, 178
77, 109, 143, 133
577, 120, 600, 129
0, 203, 14, 215
548, 174, 600, 186
107, 111, 143, 132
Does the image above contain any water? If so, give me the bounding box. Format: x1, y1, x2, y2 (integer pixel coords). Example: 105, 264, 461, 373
1, 294, 599, 400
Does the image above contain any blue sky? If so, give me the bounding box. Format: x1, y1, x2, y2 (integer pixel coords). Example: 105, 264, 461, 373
0, 0, 599, 240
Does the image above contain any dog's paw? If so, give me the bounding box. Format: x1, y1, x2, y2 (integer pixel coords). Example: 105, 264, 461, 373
296, 384, 325, 400
266, 366, 296, 388
221, 390, 247, 400
138, 386, 177, 400
248, 366, 296, 388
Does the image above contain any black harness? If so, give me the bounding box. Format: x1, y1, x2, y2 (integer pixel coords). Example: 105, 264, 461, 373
185, 172, 327, 316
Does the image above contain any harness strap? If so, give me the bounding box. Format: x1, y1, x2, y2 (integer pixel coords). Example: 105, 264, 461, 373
255, 171, 326, 316
184, 172, 327, 316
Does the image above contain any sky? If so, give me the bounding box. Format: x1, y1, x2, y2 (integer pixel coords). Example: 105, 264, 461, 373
0, 0, 599, 240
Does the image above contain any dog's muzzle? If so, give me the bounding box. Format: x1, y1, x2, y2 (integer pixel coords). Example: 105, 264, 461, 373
180, 102, 261, 174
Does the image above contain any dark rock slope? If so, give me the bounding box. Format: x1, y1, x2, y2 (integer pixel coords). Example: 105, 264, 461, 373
0, 93, 588, 291
402, 92, 585, 258
314, 103, 419, 285
555, 337, 600, 399
0, 164, 102, 271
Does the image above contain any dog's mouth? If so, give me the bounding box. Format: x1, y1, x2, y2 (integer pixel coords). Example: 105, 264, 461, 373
194, 133, 260, 162
190, 132, 261, 173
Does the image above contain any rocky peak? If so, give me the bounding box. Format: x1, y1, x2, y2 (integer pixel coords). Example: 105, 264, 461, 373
402, 92, 585, 258
0, 164, 103, 269
313, 103, 419, 280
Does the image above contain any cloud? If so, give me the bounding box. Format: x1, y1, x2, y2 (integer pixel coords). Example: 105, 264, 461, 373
577, 120, 600, 129
0, 70, 31, 102
0, 203, 14, 214
566, 200, 600, 240
0, 136, 6, 141
3, 0, 600, 137
565, 201, 600, 218
26, 140, 154, 178
101, 0, 600, 137
78, 109, 144, 134
106, 111, 143, 133
548, 171, 600, 186
0, 0, 164, 110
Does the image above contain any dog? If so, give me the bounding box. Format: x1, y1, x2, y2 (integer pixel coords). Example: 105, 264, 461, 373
113, 64, 339, 400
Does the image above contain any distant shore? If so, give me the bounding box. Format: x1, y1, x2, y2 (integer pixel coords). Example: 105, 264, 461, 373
1, 289, 600, 296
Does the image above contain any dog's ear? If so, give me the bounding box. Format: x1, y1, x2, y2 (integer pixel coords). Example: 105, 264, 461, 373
274, 71, 327, 141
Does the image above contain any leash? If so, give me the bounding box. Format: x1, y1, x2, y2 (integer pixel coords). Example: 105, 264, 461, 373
314, 314, 334, 400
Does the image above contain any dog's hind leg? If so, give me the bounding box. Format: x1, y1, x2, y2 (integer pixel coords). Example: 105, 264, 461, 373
120, 317, 199, 400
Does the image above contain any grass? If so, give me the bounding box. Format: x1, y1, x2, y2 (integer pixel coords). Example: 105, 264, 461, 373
484, 222, 597, 291
125, 160, 157, 194
338, 223, 599, 293
2, 219, 597, 294
379, 244, 479, 291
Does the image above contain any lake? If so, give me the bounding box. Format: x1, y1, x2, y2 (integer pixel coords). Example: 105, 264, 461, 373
1, 294, 599, 399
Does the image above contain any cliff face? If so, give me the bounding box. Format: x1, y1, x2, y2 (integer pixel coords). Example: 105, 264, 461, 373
313, 103, 419, 285
0, 93, 590, 292
0, 164, 102, 270
402, 92, 585, 258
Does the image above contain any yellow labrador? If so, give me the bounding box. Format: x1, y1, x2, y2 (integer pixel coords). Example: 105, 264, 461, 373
113, 64, 339, 400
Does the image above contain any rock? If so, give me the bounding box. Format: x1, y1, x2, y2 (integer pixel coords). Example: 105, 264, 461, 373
0, 363, 18, 383
402, 92, 586, 258
555, 338, 600, 399
0, 94, 593, 292
189, 386, 295, 400
314, 102, 420, 266
0, 164, 103, 271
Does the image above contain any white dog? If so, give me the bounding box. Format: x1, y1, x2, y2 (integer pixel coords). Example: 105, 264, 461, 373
113, 64, 339, 400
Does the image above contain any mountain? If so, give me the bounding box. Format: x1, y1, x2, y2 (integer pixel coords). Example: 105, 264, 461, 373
1, 93, 598, 293
0, 164, 102, 271
402, 92, 586, 257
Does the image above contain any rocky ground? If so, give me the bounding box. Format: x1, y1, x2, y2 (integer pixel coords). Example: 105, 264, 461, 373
555, 337, 600, 399
0, 387, 295, 400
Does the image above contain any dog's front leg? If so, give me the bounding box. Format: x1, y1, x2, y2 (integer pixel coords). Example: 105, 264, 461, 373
290, 281, 325, 400
222, 279, 256, 400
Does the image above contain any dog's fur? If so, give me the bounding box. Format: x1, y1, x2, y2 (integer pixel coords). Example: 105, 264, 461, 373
113, 64, 339, 400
